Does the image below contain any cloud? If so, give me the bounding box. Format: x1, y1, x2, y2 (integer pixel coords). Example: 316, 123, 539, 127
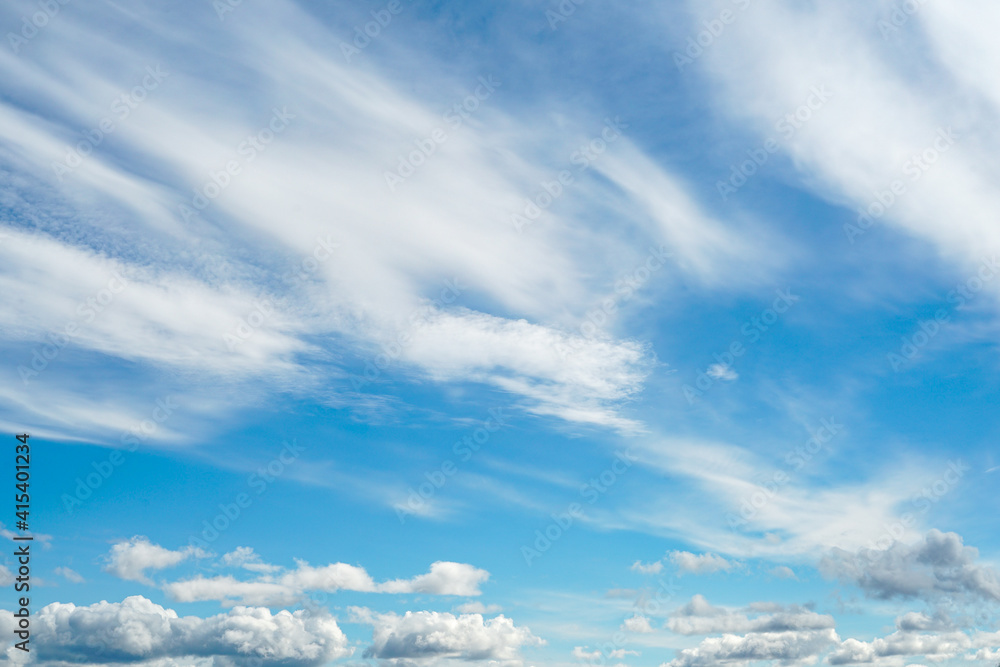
631, 560, 664, 575
0, 595, 350, 666
104, 536, 208, 585
622, 614, 655, 633
691, 0, 1000, 302
54, 566, 85, 583
455, 602, 503, 614
162, 552, 489, 607
666, 629, 839, 667
574, 646, 639, 660
377, 560, 489, 596
828, 630, 987, 665
351, 607, 544, 663
0, 564, 12, 586
769, 566, 797, 580
669, 551, 734, 574
221, 546, 281, 573
706, 363, 738, 381
668, 596, 834, 636
819, 530, 1000, 602
0, 0, 773, 440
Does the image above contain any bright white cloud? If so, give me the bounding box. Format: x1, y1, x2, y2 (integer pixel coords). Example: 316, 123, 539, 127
160, 549, 489, 607
666, 629, 839, 667
622, 614, 655, 633
669, 551, 734, 574
104, 536, 207, 585
221, 546, 281, 573
353, 607, 544, 663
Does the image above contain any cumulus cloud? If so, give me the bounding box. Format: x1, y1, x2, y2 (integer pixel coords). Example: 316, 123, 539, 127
0, 595, 350, 666
622, 614, 655, 633
819, 530, 1000, 602
377, 560, 489, 596
667, 596, 834, 636
162, 551, 489, 607
669, 551, 735, 575
666, 629, 839, 667
104, 536, 208, 585
351, 607, 543, 663
828, 631, 974, 665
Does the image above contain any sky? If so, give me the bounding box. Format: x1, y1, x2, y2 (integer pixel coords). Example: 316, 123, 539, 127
1, 0, 1000, 665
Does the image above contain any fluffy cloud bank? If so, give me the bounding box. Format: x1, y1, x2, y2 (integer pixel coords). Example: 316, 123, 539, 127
0, 596, 350, 665
352, 607, 543, 664
819, 530, 1000, 602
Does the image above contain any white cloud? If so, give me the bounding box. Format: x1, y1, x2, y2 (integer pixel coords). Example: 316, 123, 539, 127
0, 0, 770, 440
622, 614, 655, 634
669, 551, 734, 574
769, 566, 797, 580
0, 595, 350, 665
377, 559, 490, 596
161, 551, 489, 607
54, 566, 85, 583
706, 363, 738, 381
455, 602, 503, 614
574, 646, 639, 660
667, 597, 834, 636
666, 629, 839, 667
221, 546, 281, 573
352, 607, 544, 663
0, 564, 13, 586
631, 560, 664, 575
104, 536, 207, 585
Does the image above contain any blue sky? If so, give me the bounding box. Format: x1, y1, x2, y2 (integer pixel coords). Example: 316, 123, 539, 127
1, 0, 1000, 665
